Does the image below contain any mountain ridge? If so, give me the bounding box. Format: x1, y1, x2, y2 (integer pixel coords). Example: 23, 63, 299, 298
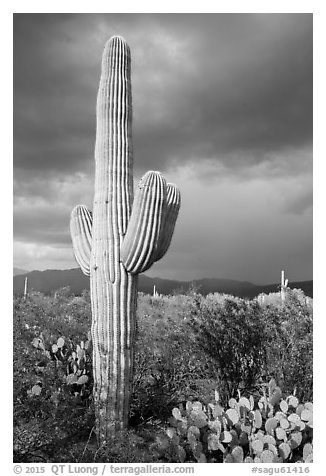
13, 268, 313, 299
13, 267, 29, 276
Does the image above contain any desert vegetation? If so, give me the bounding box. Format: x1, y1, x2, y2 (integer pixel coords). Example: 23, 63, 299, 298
13, 286, 312, 463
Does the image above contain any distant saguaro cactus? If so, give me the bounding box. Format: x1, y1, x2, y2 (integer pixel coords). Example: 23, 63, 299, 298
70, 36, 180, 442
280, 270, 289, 302
23, 277, 28, 301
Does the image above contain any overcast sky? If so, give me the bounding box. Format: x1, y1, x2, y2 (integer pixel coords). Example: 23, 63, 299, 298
13, 13, 312, 284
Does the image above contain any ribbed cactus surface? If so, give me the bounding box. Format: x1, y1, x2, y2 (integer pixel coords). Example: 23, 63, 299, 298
70, 205, 92, 276
70, 36, 180, 442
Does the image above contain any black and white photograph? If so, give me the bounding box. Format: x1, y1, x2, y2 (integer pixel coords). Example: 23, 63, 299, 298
12, 8, 315, 470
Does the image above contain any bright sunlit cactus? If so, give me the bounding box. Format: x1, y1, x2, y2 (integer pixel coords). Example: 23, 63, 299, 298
70, 36, 180, 442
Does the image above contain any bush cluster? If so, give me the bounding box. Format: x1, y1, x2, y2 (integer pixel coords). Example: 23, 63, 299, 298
131, 293, 217, 422
188, 288, 313, 403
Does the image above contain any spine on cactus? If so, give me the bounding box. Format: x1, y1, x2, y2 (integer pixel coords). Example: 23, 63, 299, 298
70, 35, 180, 442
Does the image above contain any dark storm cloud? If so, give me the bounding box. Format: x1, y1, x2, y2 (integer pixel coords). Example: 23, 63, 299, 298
14, 14, 97, 180
132, 14, 312, 172
14, 13, 312, 182
13, 202, 71, 245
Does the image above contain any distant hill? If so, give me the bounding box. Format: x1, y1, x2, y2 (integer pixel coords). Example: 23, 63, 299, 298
13, 269, 89, 296
13, 267, 313, 298
13, 267, 29, 276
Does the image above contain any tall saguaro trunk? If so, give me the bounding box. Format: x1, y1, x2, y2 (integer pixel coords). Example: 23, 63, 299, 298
91, 37, 136, 438
70, 36, 181, 443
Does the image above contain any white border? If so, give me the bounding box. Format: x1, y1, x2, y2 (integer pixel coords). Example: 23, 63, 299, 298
5, 3, 323, 474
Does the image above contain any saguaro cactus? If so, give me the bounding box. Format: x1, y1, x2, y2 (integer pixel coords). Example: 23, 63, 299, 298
23, 276, 28, 301
280, 269, 289, 303
70, 36, 180, 442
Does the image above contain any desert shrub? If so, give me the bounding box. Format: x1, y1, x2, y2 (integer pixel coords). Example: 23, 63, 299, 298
52, 286, 74, 301
188, 289, 313, 404
189, 296, 268, 402
261, 289, 313, 401
131, 293, 216, 423
154, 380, 313, 463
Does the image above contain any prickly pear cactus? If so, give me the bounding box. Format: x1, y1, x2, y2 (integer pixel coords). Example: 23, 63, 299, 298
70, 36, 180, 442
155, 385, 313, 463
